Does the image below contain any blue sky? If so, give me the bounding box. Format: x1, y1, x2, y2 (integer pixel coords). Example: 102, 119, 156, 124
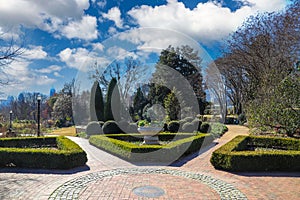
0, 0, 289, 98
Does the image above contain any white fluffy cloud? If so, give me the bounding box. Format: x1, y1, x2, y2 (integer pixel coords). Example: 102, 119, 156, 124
61, 15, 98, 40
58, 48, 98, 71
1, 59, 56, 94
102, 7, 123, 28
36, 65, 62, 74
22, 46, 48, 60
0, 0, 96, 40
128, 0, 287, 44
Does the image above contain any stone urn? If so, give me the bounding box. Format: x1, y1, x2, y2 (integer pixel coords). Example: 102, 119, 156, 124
138, 127, 161, 145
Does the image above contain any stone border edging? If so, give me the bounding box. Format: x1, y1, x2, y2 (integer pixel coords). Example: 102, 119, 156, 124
49, 168, 247, 200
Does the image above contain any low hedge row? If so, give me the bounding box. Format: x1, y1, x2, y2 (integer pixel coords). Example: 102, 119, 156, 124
104, 133, 197, 142
0, 136, 87, 169
89, 133, 214, 163
210, 136, 300, 171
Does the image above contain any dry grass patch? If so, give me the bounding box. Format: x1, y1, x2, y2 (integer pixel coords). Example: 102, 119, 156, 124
49, 127, 76, 136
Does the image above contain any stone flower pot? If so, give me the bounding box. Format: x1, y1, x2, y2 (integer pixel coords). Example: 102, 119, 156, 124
138, 127, 162, 145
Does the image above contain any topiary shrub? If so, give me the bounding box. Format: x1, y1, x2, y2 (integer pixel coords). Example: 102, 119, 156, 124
191, 119, 202, 132
182, 122, 195, 133
183, 117, 194, 123
200, 122, 211, 133
168, 121, 180, 133
86, 121, 103, 137
163, 123, 168, 132
118, 120, 130, 132
103, 120, 123, 134
127, 123, 138, 133
98, 121, 105, 127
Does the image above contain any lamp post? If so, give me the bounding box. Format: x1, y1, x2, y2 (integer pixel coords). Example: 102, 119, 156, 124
9, 110, 12, 131
37, 94, 41, 137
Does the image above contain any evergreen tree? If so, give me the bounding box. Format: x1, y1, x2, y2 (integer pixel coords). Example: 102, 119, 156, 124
164, 89, 180, 121
150, 45, 206, 114
90, 81, 104, 121
104, 78, 121, 121
133, 87, 148, 119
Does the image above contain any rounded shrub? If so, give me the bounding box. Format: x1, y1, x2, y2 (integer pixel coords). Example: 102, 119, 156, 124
200, 122, 211, 133
163, 123, 168, 132
127, 123, 138, 133
98, 121, 105, 127
183, 117, 194, 123
118, 120, 130, 132
192, 119, 202, 132
86, 121, 103, 137
182, 122, 195, 133
103, 120, 123, 134
168, 121, 180, 133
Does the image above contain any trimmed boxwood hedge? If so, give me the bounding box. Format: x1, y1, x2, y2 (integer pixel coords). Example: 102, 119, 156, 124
210, 135, 300, 172
0, 136, 87, 169
89, 133, 214, 163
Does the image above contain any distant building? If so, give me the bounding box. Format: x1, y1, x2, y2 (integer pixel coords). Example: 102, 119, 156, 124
50, 87, 56, 97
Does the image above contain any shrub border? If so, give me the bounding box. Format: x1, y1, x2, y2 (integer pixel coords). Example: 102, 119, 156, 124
210, 135, 300, 171
0, 136, 87, 169
89, 133, 214, 163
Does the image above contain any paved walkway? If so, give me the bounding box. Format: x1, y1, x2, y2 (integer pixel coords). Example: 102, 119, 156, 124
0, 125, 299, 199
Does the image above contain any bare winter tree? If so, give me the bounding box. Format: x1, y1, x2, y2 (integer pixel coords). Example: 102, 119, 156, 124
215, 1, 299, 114
205, 63, 227, 123
0, 38, 24, 86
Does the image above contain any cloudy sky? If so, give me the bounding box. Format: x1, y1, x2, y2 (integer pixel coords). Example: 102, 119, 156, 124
0, 0, 289, 98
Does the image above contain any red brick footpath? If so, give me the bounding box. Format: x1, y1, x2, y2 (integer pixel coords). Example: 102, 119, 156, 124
0, 125, 299, 200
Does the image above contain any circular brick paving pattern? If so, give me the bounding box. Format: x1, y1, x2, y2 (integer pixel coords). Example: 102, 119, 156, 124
78, 174, 219, 199
49, 168, 247, 200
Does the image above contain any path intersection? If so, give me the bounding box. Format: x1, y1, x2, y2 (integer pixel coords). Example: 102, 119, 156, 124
0, 125, 299, 200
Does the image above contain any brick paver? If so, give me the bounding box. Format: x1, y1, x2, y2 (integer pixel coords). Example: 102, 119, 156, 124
0, 125, 299, 200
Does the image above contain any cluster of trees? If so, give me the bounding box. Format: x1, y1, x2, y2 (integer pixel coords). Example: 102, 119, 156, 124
127, 45, 205, 122
0, 79, 77, 129
90, 45, 206, 124
213, 1, 299, 135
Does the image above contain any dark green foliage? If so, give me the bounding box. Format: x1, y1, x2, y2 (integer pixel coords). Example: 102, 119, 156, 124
163, 123, 168, 132
200, 122, 211, 133
168, 121, 180, 133
164, 90, 180, 120
148, 83, 171, 106
210, 136, 300, 171
191, 119, 202, 132
90, 81, 104, 121
104, 78, 121, 121
0, 136, 87, 169
182, 122, 195, 133
133, 87, 148, 120
86, 121, 103, 136
89, 133, 213, 163
102, 120, 123, 134
237, 113, 247, 125
98, 121, 105, 127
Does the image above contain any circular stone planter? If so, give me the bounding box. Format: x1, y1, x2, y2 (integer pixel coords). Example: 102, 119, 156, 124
138, 127, 162, 145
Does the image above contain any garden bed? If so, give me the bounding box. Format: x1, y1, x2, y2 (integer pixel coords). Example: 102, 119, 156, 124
0, 136, 87, 169
210, 135, 300, 171
89, 133, 214, 164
